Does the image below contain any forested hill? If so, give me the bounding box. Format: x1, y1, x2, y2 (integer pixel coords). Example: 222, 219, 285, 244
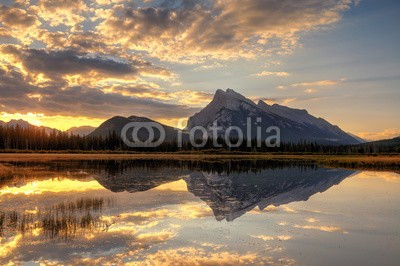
0, 124, 398, 154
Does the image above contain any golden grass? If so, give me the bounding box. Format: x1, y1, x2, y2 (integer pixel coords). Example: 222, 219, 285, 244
0, 153, 399, 171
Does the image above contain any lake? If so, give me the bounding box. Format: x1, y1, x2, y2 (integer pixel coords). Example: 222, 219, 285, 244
0, 160, 399, 265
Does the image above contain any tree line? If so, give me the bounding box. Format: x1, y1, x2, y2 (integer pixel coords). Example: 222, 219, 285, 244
0, 125, 397, 153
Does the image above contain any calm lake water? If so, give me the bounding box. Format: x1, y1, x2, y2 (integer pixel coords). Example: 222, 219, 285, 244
0, 160, 399, 265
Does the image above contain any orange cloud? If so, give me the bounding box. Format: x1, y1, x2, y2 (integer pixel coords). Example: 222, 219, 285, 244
353, 171, 400, 183
291, 79, 346, 87
96, 0, 358, 62
32, 0, 88, 27
0, 5, 41, 44
252, 71, 290, 77
357, 129, 400, 141
139, 247, 267, 265
293, 224, 348, 234
104, 86, 212, 107
0, 6, 39, 28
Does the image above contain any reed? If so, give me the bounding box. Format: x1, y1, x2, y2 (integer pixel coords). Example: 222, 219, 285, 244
0, 197, 113, 241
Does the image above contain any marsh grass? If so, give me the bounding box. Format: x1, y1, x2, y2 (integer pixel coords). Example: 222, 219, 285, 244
0, 197, 114, 241
0, 153, 398, 171
0, 164, 17, 181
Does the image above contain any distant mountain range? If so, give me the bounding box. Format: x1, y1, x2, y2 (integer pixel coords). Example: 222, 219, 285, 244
368, 136, 400, 147
66, 126, 96, 136
353, 136, 400, 153
5, 89, 395, 146
0, 119, 60, 135
88, 89, 363, 145
0, 119, 94, 136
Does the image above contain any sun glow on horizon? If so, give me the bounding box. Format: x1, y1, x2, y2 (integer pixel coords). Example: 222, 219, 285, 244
0, 112, 189, 131
0, 112, 104, 131
0, 178, 104, 196
0, 0, 398, 140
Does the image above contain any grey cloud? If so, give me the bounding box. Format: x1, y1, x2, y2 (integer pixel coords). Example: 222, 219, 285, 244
0, 68, 199, 120
0, 5, 38, 28
1, 45, 172, 84
4, 46, 135, 79
0, 68, 36, 97
67, 32, 109, 52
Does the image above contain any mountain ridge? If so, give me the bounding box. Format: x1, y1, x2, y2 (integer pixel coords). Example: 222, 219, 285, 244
186, 89, 362, 145
66, 126, 96, 136
0, 89, 367, 145
88, 115, 184, 142
0, 119, 61, 135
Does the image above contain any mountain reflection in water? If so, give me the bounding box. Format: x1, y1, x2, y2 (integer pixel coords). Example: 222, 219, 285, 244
0, 160, 355, 222
1, 160, 399, 265
186, 168, 354, 221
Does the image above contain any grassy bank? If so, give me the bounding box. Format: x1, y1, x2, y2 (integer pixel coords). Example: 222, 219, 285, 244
0, 153, 399, 171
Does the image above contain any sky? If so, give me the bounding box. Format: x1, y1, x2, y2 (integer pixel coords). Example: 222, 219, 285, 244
0, 0, 399, 140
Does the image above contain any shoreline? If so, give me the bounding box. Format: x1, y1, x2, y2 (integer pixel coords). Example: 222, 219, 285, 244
0, 153, 399, 171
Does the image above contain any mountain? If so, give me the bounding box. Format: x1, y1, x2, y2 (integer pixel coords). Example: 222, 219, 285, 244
66, 126, 96, 136
94, 168, 189, 193
367, 136, 400, 146
257, 100, 362, 144
186, 89, 303, 141
355, 136, 400, 153
186, 89, 361, 145
89, 115, 184, 142
0, 119, 60, 134
1, 119, 97, 136
347, 132, 367, 143
5, 119, 32, 128
185, 167, 355, 221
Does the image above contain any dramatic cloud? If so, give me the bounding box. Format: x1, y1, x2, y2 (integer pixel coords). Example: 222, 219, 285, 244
97, 0, 359, 61
99, 86, 212, 106
0, 45, 174, 86
0, 5, 38, 28
0, 5, 41, 44
0, 0, 360, 129
0, 66, 199, 122
33, 0, 88, 27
